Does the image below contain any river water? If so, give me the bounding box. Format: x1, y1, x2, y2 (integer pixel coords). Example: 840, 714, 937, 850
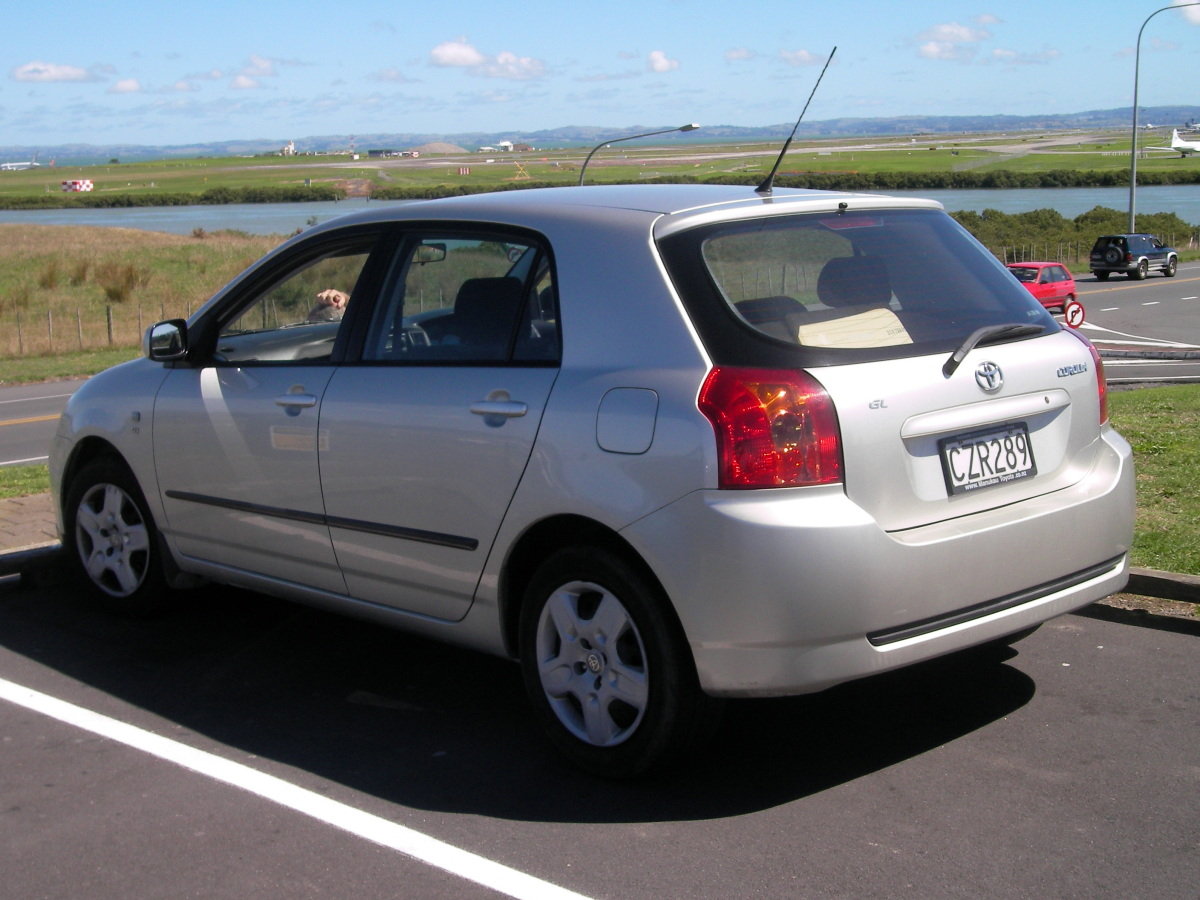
0, 185, 1197, 235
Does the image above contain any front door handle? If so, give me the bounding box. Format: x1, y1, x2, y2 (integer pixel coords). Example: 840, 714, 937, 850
470, 400, 527, 418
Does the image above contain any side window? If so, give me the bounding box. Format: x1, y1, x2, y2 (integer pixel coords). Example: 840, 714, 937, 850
215, 242, 374, 364
364, 234, 559, 364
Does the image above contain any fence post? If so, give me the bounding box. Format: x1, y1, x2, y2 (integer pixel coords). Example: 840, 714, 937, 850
47, 310, 54, 352
76, 308, 83, 350
106, 305, 114, 346
16, 311, 23, 356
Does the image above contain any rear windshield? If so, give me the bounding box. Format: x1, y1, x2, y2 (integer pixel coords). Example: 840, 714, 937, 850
658, 208, 1056, 367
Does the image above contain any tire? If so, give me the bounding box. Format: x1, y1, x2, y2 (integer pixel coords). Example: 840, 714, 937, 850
65, 457, 169, 615
1094, 271, 1109, 281
1131, 259, 1148, 280
1164, 257, 1177, 277
518, 546, 719, 778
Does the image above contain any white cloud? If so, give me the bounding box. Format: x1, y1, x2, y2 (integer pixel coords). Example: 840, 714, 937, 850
241, 55, 276, 78
915, 21, 992, 61
919, 23, 991, 43
11, 61, 95, 83
647, 50, 679, 73
1175, 1, 1200, 25
482, 51, 544, 79
231, 74, 260, 90
372, 67, 418, 83
725, 47, 756, 62
430, 39, 487, 68
779, 49, 820, 67
429, 39, 543, 79
109, 78, 141, 94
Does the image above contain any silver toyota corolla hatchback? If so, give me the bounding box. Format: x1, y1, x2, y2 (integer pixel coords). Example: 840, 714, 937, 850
50, 184, 1134, 776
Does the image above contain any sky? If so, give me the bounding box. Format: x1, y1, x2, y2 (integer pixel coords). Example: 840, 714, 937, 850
4, 0, 1200, 149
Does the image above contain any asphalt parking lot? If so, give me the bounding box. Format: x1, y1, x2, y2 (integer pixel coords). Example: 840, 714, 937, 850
0, 574, 1196, 899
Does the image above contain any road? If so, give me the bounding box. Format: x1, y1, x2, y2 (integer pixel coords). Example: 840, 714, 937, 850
0, 379, 84, 467
1075, 262, 1200, 384
0, 575, 1195, 898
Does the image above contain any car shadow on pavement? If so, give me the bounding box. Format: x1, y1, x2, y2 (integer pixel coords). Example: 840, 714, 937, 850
0, 576, 1035, 823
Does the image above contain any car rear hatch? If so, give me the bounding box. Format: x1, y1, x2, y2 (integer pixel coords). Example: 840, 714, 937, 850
656, 197, 1108, 532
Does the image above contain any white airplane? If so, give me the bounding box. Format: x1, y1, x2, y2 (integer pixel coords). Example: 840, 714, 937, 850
0, 159, 39, 171
1145, 129, 1200, 158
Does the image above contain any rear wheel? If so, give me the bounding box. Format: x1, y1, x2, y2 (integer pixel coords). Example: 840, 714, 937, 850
518, 546, 718, 777
1131, 259, 1148, 280
1094, 271, 1109, 281
65, 457, 169, 615
1164, 257, 1177, 277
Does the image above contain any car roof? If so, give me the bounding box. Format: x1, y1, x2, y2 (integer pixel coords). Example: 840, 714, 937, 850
1006, 261, 1064, 268
303, 184, 945, 236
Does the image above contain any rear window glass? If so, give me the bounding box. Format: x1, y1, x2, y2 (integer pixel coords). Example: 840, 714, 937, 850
660, 208, 1054, 365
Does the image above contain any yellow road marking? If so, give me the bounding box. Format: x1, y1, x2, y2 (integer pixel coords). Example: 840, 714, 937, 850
0, 414, 59, 427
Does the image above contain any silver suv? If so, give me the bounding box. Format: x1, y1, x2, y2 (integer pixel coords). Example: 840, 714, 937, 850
51, 185, 1134, 776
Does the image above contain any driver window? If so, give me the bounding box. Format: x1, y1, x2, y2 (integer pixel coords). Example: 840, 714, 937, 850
365, 234, 558, 364
215, 245, 373, 364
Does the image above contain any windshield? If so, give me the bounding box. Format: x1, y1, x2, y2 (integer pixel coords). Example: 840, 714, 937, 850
659, 207, 1055, 366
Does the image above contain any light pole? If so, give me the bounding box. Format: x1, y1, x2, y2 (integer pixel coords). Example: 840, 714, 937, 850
1128, 2, 1200, 232
577, 123, 700, 185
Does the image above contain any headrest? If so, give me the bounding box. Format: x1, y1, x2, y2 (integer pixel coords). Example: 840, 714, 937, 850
816, 256, 891, 308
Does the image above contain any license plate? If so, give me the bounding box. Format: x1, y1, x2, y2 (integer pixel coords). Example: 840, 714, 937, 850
939, 422, 1037, 495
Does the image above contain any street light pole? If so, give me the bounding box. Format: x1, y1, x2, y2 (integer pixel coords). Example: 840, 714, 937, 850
1128, 2, 1200, 232
577, 124, 700, 185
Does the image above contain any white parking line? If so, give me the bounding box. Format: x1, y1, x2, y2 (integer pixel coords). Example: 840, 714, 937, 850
0, 677, 592, 900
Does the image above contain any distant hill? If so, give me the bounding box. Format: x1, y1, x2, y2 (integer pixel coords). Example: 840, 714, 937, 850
5, 106, 1200, 166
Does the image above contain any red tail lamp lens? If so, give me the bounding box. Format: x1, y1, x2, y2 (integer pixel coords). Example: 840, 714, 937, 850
699, 367, 843, 488
1064, 328, 1108, 424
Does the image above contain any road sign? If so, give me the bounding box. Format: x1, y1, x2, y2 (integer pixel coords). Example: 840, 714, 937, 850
1064, 300, 1086, 329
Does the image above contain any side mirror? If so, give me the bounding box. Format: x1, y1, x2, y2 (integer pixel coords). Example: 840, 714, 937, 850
144, 319, 189, 361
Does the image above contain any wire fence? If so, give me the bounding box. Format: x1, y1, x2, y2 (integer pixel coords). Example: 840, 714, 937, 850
998, 232, 1196, 266
2, 301, 197, 358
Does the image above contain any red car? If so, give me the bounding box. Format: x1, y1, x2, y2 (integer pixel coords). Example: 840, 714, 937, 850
1006, 262, 1077, 313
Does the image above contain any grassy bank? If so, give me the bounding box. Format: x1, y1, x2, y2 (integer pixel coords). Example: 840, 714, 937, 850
0, 225, 282, 357
2, 383, 1197, 578
1108, 384, 1200, 576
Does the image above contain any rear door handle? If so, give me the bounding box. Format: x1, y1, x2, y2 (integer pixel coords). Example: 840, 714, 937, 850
470, 389, 527, 420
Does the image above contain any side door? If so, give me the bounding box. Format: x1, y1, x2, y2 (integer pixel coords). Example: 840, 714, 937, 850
153, 229, 388, 592
318, 229, 560, 620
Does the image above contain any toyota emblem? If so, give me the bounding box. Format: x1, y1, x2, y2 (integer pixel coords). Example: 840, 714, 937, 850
975, 361, 1003, 393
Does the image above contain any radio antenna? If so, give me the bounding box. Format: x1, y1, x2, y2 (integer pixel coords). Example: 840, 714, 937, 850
755, 46, 837, 195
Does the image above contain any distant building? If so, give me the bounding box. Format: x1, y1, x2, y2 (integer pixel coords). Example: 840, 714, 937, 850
281, 141, 296, 156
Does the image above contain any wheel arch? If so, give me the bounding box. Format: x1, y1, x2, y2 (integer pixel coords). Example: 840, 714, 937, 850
58, 436, 126, 519
497, 514, 687, 662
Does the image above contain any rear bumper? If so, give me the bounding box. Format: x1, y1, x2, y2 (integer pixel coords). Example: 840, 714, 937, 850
623, 428, 1134, 697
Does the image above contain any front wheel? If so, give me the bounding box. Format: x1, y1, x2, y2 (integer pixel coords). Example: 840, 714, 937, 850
518, 547, 718, 777
65, 457, 169, 615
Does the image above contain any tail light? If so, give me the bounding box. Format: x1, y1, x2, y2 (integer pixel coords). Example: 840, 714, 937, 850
1064, 328, 1108, 424
698, 367, 842, 488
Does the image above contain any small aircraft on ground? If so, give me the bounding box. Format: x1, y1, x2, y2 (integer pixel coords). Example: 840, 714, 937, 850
0, 159, 40, 171
1145, 129, 1200, 158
